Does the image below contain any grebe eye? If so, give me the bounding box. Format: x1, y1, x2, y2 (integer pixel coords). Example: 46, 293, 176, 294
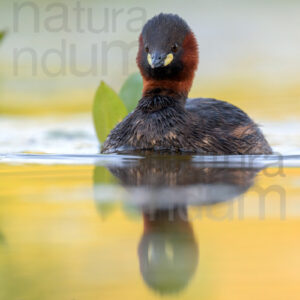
145, 46, 149, 53
171, 43, 178, 53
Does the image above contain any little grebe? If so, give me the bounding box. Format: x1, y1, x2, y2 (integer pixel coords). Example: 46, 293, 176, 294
102, 13, 272, 154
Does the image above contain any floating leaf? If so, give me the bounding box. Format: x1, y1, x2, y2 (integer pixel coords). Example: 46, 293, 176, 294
93, 81, 128, 143
0, 31, 6, 44
119, 72, 143, 112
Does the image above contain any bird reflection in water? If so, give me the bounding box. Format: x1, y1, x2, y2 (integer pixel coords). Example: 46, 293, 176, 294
94, 154, 261, 294
139, 207, 198, 294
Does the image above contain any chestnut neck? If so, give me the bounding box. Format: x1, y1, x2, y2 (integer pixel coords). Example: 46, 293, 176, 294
142, 77, 193, 103
137, 77, 193, 113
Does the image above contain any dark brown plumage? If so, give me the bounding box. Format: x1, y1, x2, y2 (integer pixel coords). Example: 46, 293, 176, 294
101, 13, 272, 154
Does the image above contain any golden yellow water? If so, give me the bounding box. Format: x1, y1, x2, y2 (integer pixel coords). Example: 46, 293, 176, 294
0, 162, 299, 300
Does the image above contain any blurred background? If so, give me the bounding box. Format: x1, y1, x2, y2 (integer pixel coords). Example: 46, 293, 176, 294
0, 0, 300, 119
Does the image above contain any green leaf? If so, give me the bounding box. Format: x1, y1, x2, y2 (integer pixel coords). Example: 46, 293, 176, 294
93, 81, 128, 143
119, 72, 143, 112
0, 31, 6, 44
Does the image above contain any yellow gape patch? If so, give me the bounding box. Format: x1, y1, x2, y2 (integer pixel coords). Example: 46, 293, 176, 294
164, 53, 174, 66
147, 54, 153, 67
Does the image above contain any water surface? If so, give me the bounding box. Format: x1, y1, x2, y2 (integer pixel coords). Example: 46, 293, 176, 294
1, 116, 300, 300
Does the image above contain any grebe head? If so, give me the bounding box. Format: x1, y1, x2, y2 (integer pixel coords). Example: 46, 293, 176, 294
137, 13, 199, 96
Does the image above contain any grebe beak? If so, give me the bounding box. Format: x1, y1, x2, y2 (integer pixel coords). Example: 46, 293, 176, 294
147, 52, 174, 68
